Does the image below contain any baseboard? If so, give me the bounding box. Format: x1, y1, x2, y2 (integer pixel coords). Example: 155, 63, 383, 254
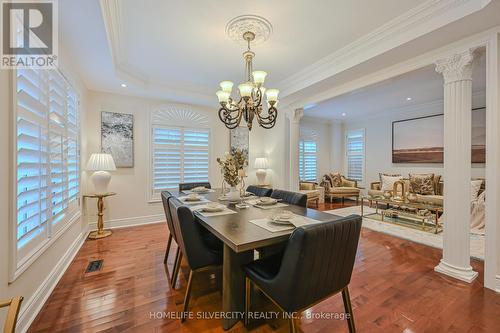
496, 275, 500, 293
88, 214, 165, 231
17, 228, 87, 333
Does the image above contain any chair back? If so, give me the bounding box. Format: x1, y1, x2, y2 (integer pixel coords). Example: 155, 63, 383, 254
161, 191, 176, 241
168, 198, 221, 270
275, 215, 362, 311
1, 296, 23, 333
247, 185, 272, 197
179, 182, 211, 192
271, 189, 307, 207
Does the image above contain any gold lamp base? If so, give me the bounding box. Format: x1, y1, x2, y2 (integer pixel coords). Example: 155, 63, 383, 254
88, 230, 113, 239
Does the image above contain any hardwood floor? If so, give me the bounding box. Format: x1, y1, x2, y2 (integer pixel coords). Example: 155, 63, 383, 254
29, 203, 500, 333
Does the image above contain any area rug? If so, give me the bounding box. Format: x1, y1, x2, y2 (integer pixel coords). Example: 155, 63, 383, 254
325, 206, 485, 260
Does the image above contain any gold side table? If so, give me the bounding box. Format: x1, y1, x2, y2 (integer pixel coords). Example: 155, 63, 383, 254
84, 192, 116, 239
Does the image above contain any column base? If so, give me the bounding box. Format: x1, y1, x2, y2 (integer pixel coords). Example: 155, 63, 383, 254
434, 259, 478, 283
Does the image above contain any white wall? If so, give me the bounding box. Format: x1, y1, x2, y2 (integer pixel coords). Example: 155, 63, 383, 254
84, 91, 229, 225
0, 46, 89, 332
247, 114, 287, 189
343, 93, 486, 186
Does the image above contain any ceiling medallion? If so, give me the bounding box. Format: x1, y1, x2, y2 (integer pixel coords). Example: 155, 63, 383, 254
225, 15, 273, 45
217, 16, 278, 131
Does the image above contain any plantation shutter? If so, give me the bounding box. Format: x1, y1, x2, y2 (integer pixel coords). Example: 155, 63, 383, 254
299, 139, 317, 182
15, 68, 80, 261
346, 129, 365, 183
152, 126, 209, 194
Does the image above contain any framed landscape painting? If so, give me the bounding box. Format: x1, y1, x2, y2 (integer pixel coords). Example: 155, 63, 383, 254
101, 111, 134, 168
392, 107, 485, 163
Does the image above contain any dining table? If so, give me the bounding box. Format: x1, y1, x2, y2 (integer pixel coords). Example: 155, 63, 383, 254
171, 189, 343, 330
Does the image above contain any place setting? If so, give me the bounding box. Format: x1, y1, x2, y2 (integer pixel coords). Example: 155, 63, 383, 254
249, 210, 322, 232
182, 186, 215, 195
178, 193, 211, 205
247, 196, 289, 210
191, 202, 238, 217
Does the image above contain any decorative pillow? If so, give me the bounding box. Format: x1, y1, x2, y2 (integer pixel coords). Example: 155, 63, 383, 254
379, 173, 402, 192
471, 179, 483, 202
409, 173, 435, 195
433, 175, 442, 195
330, 172, 343, 187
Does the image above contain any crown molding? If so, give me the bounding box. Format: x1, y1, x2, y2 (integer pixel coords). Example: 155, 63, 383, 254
278, 0, 491, 98
99, 0, 215, 105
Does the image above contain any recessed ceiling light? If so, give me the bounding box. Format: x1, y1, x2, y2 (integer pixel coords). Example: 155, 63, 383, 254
341, 112, 347, 117
406, 97, 412, 101
121, 83, 127, 88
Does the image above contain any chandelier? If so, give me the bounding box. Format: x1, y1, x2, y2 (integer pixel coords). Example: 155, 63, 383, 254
216, 28, 279, 130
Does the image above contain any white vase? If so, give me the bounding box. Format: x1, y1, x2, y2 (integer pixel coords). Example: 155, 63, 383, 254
227, 186, 240, 202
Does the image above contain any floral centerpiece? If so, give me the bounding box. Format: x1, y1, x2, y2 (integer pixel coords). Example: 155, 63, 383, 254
217, 148, 247, 200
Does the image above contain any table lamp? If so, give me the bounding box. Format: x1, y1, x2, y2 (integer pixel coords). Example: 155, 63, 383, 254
86, 153, 116, 193
254, 157, 269, 185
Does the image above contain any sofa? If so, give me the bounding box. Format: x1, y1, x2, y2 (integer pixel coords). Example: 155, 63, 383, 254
320, 173, 360, 205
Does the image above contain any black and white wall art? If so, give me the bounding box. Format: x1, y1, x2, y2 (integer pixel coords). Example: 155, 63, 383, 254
230, 126, 249, 161
101, 111, 134, 167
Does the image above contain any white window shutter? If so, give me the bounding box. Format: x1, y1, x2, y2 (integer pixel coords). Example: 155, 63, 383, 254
299, 139, 318, 182
15, 68, 80, 261
152, 126, 209, 194
346, 129, 365, 183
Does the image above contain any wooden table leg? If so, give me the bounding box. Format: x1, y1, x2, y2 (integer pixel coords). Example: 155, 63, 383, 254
222, 244, 253, 330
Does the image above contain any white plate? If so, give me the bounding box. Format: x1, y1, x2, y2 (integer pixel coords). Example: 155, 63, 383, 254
192, 187, 209, 193
257, 199, 278, 206
202, 205, 225, 212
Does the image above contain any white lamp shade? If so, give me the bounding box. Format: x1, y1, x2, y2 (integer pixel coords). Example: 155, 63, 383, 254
238, 82, 253, 98
266, 89, 279, 102
219, 81, 234, 93
254, 157, 269, 169
252, 71, 267, 85
86, 153, 116, 171
216, 90, 230, 103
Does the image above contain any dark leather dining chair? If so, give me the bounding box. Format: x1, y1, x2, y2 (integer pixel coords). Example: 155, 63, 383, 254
169, 197, 223, 321
161, 191, 183, 288
178, 182, 211, 192
271, 189, 307, 207
247, 185, 272, 197
244, 215, 362, 333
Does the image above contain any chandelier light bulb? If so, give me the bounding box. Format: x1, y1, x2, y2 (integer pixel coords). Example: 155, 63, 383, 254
216, 90, 230, 103
220, 81, 234, 93
238, 82, 253, 98
252, 71, 267, 85
266, 88, 279, 102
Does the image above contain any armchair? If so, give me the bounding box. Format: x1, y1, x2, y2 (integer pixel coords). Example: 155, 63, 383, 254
298, 181, 321, 207
320, 173, 360, 206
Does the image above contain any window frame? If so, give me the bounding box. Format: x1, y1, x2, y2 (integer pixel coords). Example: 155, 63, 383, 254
148, 116, 211, 203
345, 128, 366, 186
9, 68, 81, 282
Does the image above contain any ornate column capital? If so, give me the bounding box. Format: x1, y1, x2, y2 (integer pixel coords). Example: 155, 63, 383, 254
435, 49, 476, 84
285, 108, 304, 123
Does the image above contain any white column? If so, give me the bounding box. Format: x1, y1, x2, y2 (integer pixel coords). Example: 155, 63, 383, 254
434, 49, 478, 283
286, 108, 304, 191
485, 33, 500, 292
